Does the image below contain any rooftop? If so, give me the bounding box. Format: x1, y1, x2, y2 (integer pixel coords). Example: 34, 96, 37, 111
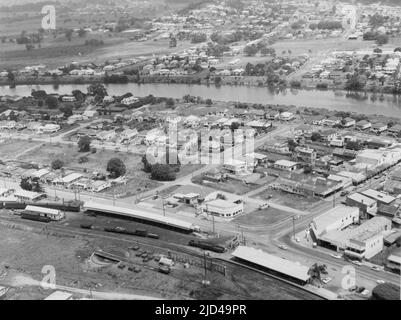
347, 193, 377, 206
361, 189, 395, 204
232, 246, 310, 282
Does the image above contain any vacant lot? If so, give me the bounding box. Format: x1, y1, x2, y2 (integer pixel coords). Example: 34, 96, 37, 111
254, 188, 319, 211
0, 139, 42, 160
234, 207, 293, 226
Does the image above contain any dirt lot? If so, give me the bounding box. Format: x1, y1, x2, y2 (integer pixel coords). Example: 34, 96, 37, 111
0, 213, 318, 300
254, 188, 320, 211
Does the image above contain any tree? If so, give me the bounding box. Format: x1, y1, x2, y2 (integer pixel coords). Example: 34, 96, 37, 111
20, 177, 43, 193
311, 132, 322, 142
244, 44, 258, 56
151, 164, 176, 181
87, 83, 108, 103
288, 139, 298, 152
7, 70, 15, 82
376, 34, 389, 46
45, 96, 58, 109
77, 28, 87, 38
78, 135, 91, 152
59, 104, 74, 118
166, 98, 175, 108
346, 141, 362, 151
308, 263, 328, 284
205, 99, 213, 106
65, 29, 73, 41
107, 158, 126, 178
51, 159, 64, 170
142, 154, 152, 173
304, 165, 312, 174
230, 122, 240, 131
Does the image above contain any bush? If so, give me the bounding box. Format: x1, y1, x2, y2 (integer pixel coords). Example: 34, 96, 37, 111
106, 158, 126, 178
78, 156, 88, 163
151, 164, 176, 181
78, 135, 91, 152
91, 147, 97, 154
51, 159, 64, 170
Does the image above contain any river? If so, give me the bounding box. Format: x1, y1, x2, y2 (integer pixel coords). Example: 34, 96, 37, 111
1, 83, 401, 118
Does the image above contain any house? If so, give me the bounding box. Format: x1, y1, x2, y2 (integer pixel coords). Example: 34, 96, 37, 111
388, 124, 401, 136
62, 95, 76, 102
320, 129, 338, 142
223, 159, 250, 175
119, 128, 138, 143
322, 116, 341, 126
280, 112, 294, 121
40, 124, 60, 133
97, 130, 116, 141
274, 160, 298, 171
13, 189, 46, 202
121, 96, 139, 105
371, 122, 388, 134
342, 117, 356, 127
356, 120, 372, 131
387, 252, 401, 273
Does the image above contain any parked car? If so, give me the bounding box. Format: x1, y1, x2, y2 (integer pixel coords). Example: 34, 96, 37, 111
352, 260, 362, 266
371, 265, 383, 271
279, 244, 288, 250
322, 277, 332, 284
331, 253, 342, 259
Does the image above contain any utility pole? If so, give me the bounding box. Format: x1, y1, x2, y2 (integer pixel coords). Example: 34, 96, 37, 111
292, 216, 296, 240
212, 213, 215, 234
113, 188, 115, 206
333, 192, 336, 208
162, 198, 166, 216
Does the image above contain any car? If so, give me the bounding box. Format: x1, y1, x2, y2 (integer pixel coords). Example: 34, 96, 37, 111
331, 253, 342, 259
371, 265, 383, 271
376, 280, 385, 284
352, 260, 362, 266
322, 277, 332, 284
361, 289, 370, 296
279, 244, 288, 250
295, 237, 300, 243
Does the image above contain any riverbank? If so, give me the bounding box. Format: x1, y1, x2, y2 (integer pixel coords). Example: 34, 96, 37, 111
2, 73, 401, 96
2, 82, 401, 118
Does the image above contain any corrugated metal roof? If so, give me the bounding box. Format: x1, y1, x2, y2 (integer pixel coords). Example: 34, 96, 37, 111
232, 246, 310, 282
83, 201, 195, 231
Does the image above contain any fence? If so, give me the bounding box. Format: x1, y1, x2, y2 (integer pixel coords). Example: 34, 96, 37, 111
168, 252, 226, 276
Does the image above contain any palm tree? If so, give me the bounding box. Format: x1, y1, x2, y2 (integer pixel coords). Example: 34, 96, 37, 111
308, 263, 328, 284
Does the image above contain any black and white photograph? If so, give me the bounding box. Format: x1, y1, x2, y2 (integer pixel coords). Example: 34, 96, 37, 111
0, 0, 400, 308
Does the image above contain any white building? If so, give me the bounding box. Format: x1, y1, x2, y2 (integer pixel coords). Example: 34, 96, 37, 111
311, 206, 360, 240
274, 160, 298, 171
202, 191, 244, 219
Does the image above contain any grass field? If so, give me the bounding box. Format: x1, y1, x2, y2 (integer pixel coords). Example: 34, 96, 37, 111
234, 207, 293, 226
0, 139, 42, 160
